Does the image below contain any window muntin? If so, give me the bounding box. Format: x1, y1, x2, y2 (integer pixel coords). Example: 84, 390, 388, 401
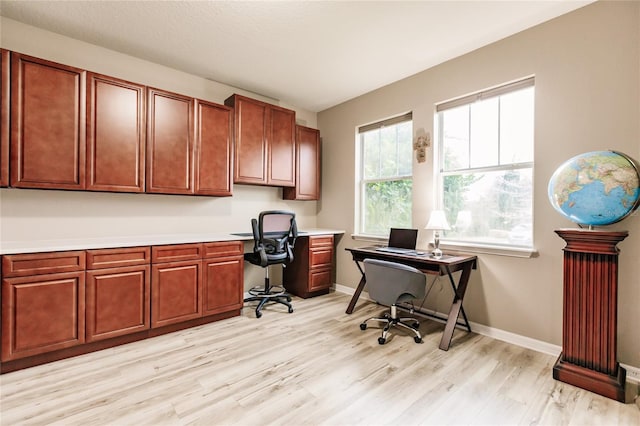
437, 78, 534, 248
357, 114, 413, 236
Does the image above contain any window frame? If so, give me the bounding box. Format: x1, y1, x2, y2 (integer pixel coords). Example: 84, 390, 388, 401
355, 112, 413, 237
434, 77, 537, 257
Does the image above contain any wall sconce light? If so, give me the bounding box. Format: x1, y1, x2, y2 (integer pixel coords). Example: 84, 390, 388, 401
413, 133, 430, 163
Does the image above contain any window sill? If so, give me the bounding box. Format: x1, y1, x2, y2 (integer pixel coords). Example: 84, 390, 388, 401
351, 233, 387, 244
439, 241, 538, 258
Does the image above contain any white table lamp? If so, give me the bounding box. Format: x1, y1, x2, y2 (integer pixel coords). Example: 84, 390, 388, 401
425, 210, 451, 258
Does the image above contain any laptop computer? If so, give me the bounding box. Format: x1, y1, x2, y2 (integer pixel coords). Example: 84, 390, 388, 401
375, 228, 418, 254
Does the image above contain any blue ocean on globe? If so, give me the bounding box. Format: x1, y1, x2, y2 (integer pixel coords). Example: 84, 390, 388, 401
548, 150, 640, 227
562, 180, 636, 226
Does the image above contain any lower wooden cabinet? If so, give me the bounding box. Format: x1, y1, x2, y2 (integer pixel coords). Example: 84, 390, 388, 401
1, 240, 244, 370
150, 242, 245, 326
284, 235, 334, 298
202, 241, 244, 316
85, 246, 151, 342
86, 265, 150, 342
151, 259, 202, 328
2, 271, 85, 361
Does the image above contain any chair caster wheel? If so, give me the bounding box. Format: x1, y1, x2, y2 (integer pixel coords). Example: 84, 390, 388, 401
378, 337, 386, 345
255, 311, 262, 318
411, 322, 420, 329
360, 323, 367, 331
288, 307, 294, 313
414, 336, 422, 344
286, 296, 292, 302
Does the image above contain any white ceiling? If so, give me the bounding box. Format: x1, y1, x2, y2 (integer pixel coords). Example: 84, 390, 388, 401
0, 1, 593, 112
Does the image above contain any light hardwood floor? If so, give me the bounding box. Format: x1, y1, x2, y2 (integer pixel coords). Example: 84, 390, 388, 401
1, 292, 639, 425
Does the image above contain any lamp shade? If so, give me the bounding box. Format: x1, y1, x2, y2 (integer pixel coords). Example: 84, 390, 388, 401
425, 210, 451, 231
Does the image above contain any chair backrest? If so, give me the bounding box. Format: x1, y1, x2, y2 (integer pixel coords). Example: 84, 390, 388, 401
250, 210, 298, 265
363, 259, 426, 306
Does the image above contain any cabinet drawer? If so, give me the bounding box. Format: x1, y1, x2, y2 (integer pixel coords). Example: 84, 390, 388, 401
203, 241, 243, 259
309, 235, 333, 248
310, 248, 333, 269
87, 247, 150, 269
309, 269, 332, 292
2, 251, 86, 277
152, 244, 203, 263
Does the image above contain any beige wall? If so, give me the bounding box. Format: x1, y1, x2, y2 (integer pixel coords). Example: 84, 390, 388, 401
0, 18, 318, 288
318, 1, 640, 368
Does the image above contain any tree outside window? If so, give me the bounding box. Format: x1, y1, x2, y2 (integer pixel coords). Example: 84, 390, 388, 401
357, 115, 413, 236
437, 79, 534, 248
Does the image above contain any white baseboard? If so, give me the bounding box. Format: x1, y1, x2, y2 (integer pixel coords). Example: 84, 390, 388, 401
332, 284, 640, 384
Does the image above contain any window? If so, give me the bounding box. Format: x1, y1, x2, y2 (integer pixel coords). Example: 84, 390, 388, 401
436, 78, 534, 248
357, 113, 413, 236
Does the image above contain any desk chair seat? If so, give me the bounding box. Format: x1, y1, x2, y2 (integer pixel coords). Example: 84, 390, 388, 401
360, 259, 426, 344
243, 211, 298, 318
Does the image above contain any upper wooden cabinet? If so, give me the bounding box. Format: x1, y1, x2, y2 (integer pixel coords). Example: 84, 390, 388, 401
194, 99, 233, 196
1, 49, 9, 187
87, 73, 146, 192
224, 94, 295, 187
10, 53, 86, 189
146, 88, 195, 194
268, 106, 296, 186
284, 125, 321, 201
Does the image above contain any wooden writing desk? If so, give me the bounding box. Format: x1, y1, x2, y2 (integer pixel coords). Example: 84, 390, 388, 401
345, 246, 477, 351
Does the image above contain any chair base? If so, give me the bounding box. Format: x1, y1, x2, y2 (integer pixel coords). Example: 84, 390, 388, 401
243, 280, 293, 318
360, 305, 422, 344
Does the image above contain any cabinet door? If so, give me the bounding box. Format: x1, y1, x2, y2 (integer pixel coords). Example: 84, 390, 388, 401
86, 265, 150, 342
194, 99, 233, 196
10, 53, 86, 189
284, 125, 320, 200
1, 272, 85, 361
151, 260, 202, 328
146, 88, 194, 194
1, 49, 9, 187
226, 94, 267, 184
202, 257, 243, 316
87, 73, 146, 192
268, 106, 295, 186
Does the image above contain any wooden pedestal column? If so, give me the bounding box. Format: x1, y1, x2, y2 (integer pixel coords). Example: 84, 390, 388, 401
553, 229, 628, 402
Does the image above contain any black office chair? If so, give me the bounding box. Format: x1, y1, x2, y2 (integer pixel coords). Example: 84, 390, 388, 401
360, 259, 426, 344
243, 210, 298, 318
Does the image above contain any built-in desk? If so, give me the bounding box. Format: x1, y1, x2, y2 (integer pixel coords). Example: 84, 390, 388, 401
345, 246, 477, 351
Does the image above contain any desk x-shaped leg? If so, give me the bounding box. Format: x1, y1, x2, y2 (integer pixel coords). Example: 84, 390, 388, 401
345, 260, 367, 315
439, 264, 472, 350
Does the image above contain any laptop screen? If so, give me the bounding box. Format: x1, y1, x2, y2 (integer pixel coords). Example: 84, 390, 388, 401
388, 228, 418, 249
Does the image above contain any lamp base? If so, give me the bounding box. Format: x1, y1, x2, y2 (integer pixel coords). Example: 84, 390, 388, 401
431, 248, 443, 259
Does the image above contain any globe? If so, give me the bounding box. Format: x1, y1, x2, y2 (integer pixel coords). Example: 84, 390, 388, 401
548, 150, 640, 227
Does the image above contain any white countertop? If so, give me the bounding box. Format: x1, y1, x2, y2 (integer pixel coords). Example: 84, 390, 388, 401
0, 229, 344, 255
